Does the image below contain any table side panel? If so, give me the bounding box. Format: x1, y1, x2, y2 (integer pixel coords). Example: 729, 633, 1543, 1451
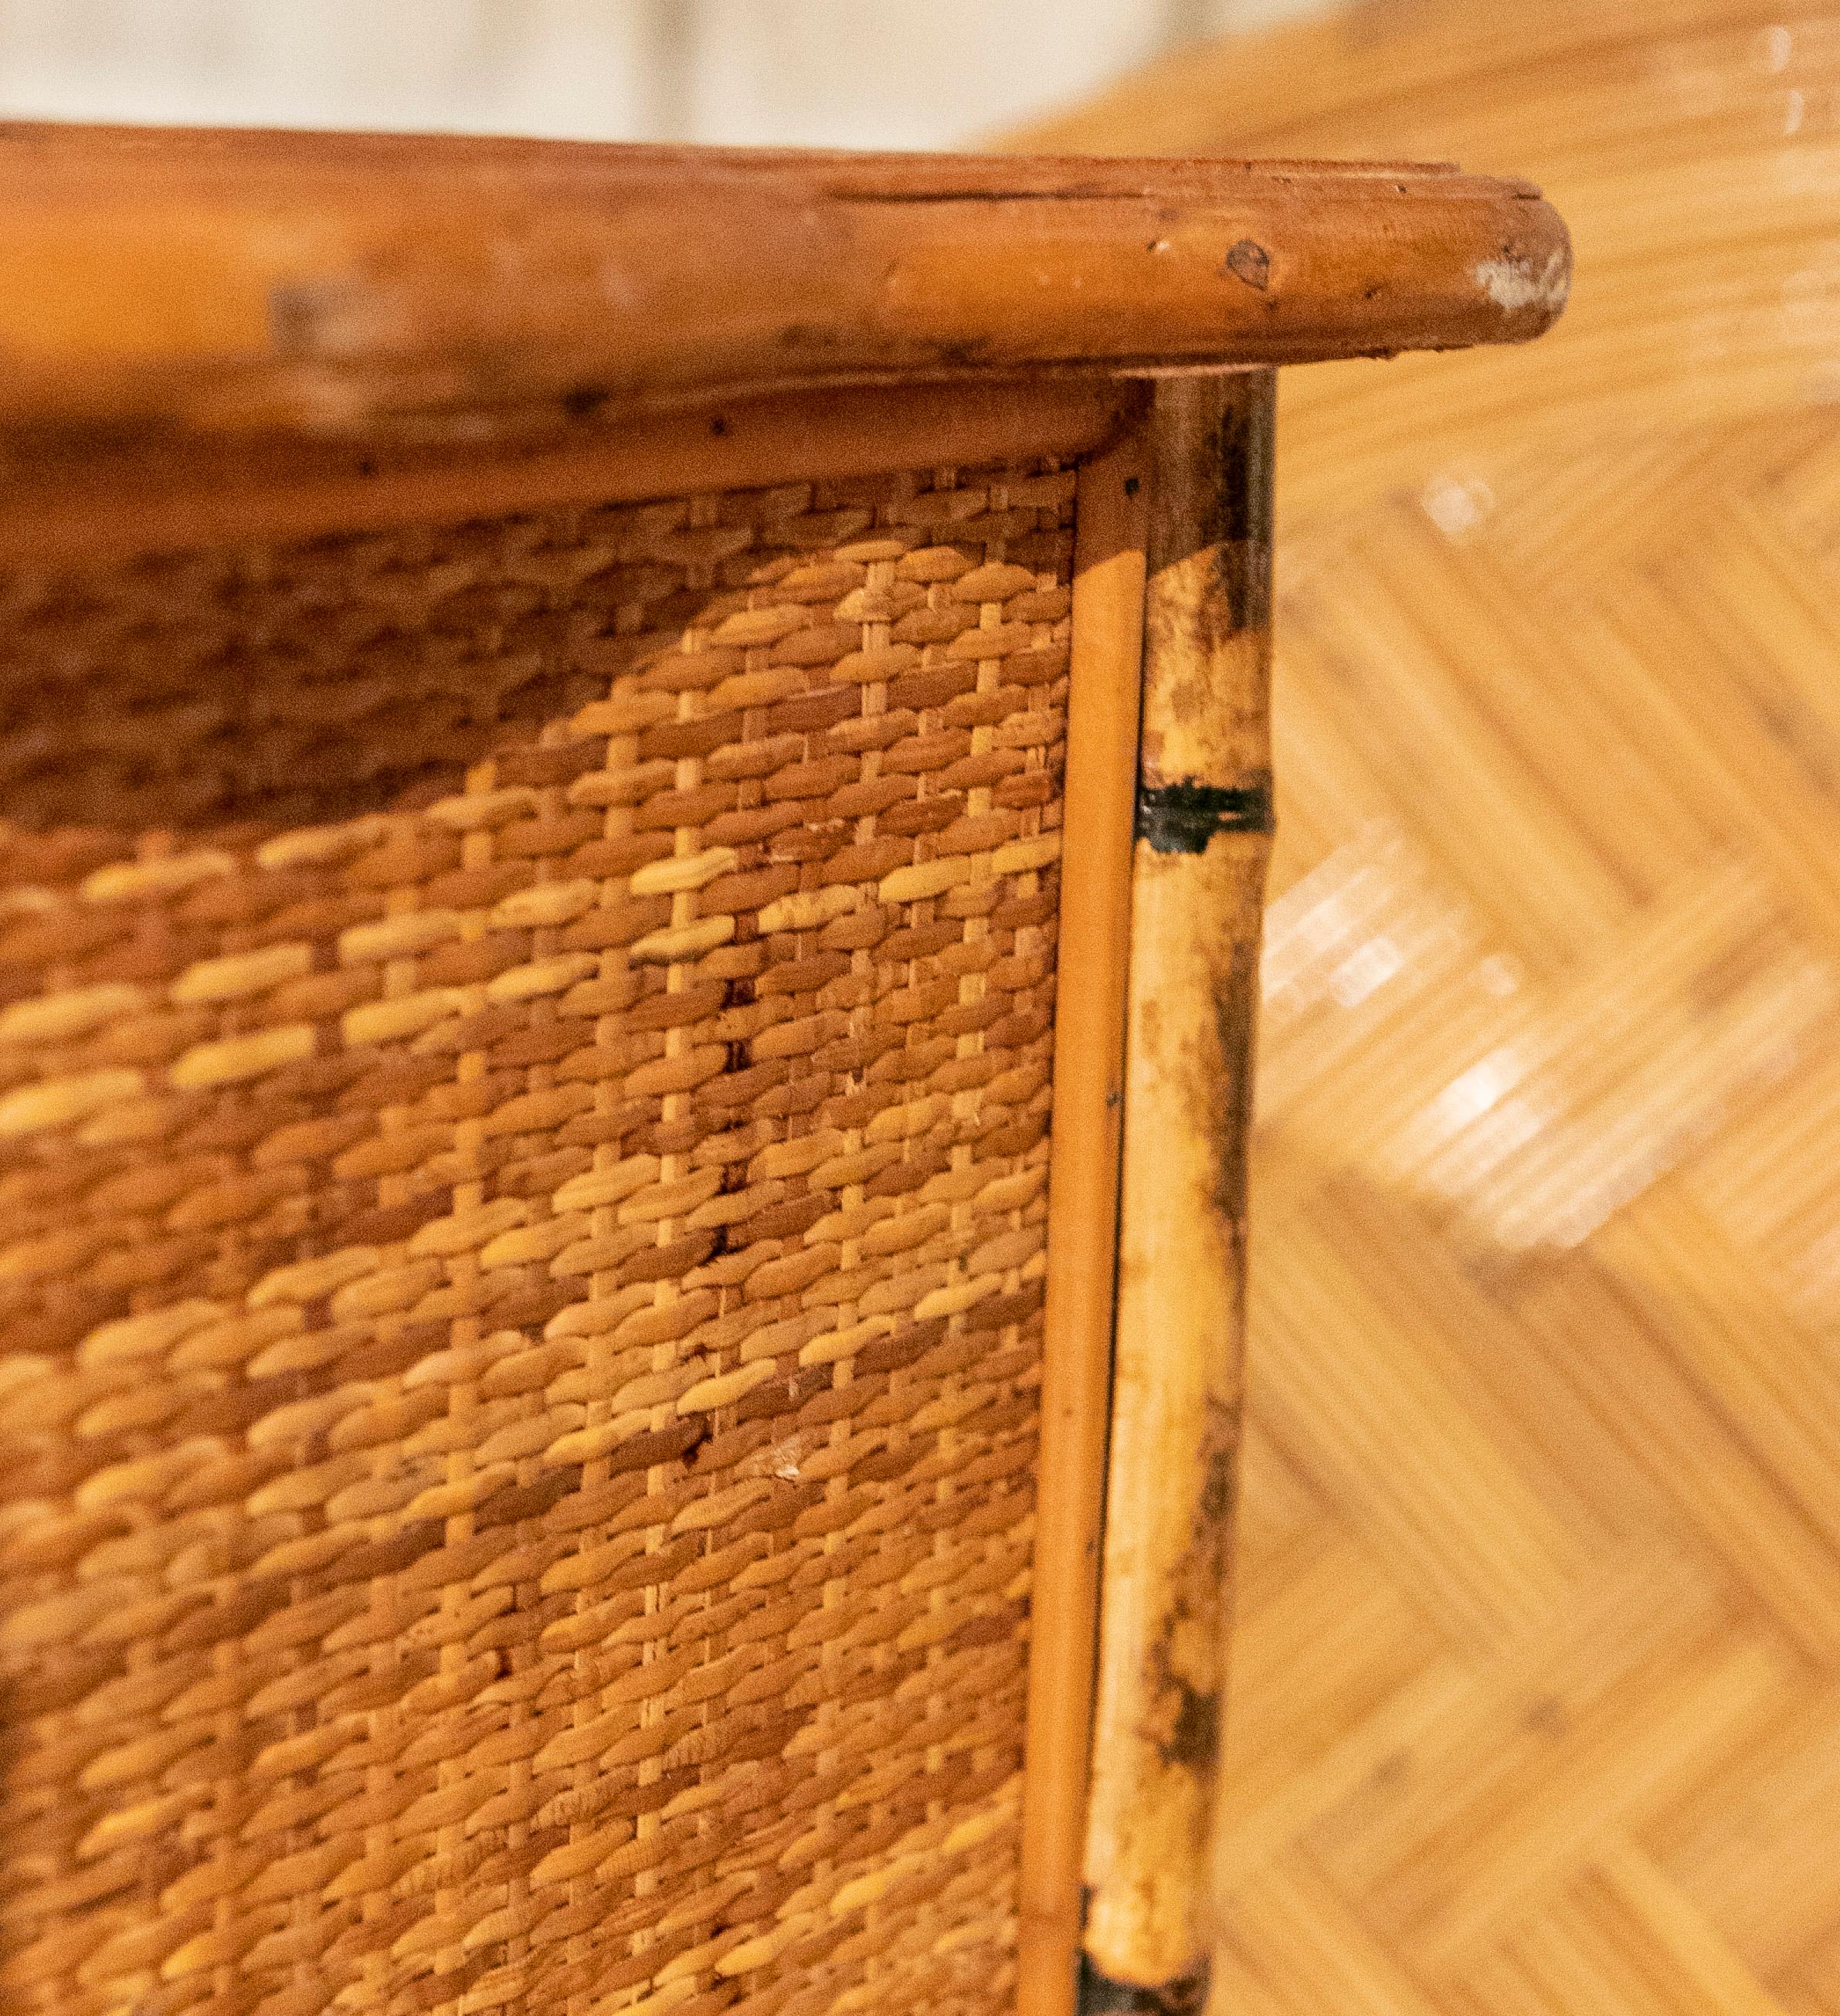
0, 455, 1078, 2016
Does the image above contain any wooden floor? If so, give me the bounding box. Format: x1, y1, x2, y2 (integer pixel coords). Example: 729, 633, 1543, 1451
1020, 5, 1840, 2010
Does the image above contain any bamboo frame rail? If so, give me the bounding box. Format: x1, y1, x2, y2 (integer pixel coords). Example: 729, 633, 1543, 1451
0, 127, 1567, 444
0, 375, 1145, 568
1019, 426, 1152, 2016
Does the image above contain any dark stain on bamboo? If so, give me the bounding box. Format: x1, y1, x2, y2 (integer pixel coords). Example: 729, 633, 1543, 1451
1079, 1956, 1211, 2014
1203, 372, 1274, 642
1136, 774, 1273, 851
1211, 928, 1262, 1256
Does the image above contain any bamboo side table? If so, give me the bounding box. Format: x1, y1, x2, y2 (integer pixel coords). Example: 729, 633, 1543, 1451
0, 130, 1567, 2016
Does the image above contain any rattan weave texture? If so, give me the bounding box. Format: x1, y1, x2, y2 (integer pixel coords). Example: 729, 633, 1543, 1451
0, 460, 1075, 2016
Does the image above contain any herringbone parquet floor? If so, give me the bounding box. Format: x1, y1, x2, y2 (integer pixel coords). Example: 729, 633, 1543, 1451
1020, 3, 1840, 2009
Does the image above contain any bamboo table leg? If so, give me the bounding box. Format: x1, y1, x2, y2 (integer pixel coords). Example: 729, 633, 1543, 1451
1081, 371, 1276, 2014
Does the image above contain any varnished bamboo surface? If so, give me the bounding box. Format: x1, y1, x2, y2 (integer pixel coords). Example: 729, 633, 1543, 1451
1020, 4, 1840, 2014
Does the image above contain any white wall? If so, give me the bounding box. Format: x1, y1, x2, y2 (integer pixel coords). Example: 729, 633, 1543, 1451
0, 0, 1329, 146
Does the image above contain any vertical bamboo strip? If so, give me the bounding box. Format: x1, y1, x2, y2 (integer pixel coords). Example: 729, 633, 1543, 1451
1080, 371, 1276, 2012
1018, 426, 1152, 2016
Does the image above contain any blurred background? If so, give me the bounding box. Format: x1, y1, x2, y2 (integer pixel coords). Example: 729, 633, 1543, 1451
0, 0, 1318, 145
12, 3, 1840, 2013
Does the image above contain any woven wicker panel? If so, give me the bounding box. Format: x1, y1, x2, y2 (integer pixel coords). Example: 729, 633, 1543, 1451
0, 460, 1075, 2016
